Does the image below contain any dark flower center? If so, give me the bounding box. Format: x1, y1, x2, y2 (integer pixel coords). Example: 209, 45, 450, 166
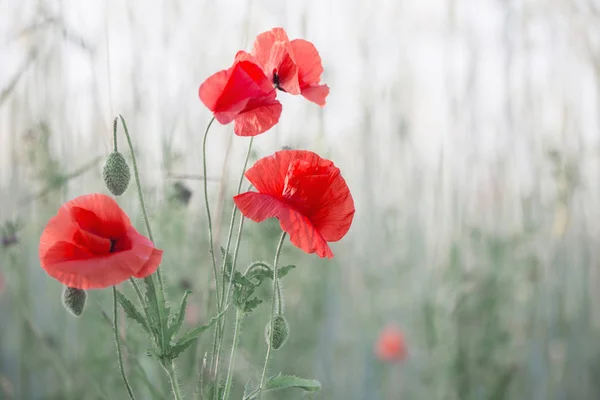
109, 239, 117, 253
273, 71, 286, 92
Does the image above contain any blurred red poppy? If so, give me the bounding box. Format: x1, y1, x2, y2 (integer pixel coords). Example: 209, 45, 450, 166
246, 27, 330, 106
233, 150, 354, 258
39, 194, 163, 290
199, 56, 282, 137
375, 325, 408, 362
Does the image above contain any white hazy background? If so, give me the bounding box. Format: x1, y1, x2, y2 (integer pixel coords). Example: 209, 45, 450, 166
2, 0, 600, 398
2, 0, 600, 242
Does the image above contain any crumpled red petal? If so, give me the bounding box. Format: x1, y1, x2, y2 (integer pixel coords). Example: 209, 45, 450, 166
234, 150, 354, 258
233, 192, 333, 258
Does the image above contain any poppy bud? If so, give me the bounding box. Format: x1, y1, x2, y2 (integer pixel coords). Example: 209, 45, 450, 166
264, 314, 289, 350
103, 152, 131, 196
62, 286, 87, 317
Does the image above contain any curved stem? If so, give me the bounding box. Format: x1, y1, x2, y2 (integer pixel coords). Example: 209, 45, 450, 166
118, 115, 164, 291
222, 309, 244, 400
163, 361, 183, 400
258, 232, 287, 396
202, 116, 220, 309
214, 137, 253, 386
219, 137, 254, 308
202, 117, 223, 379
113, 287, 137, 400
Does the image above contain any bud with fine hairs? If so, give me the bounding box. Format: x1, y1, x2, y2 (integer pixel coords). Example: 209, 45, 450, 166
103, 151, 131, 196
61, 286, 87, 317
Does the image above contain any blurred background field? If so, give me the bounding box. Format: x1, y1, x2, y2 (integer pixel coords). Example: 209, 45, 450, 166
2, 0, 600, 399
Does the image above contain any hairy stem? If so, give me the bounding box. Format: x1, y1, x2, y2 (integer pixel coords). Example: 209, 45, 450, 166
112, 116, 118, 152
113, 287, 137, 400
222, 309, 244, 400
259, 232, 287, 396
163, 361, 184, 400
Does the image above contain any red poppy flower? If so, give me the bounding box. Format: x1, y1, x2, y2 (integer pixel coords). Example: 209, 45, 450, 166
199, 55, 282, 137
39, 193, 163, 290
233, 150, 354, 258
375, 325, 408, 362
249, 27, 330, 106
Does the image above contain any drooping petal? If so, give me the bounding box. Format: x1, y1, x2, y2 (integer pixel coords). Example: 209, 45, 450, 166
308, 169, 355, 242
233, 98, 282, 137
300, 84, 330, 106
233, 192, 333, 258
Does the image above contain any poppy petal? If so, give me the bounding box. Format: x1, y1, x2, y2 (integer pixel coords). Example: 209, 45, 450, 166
234, 192, 333, 258
41, 232, 161, 290
243, 150, 298, 196
199, 69, 241, 124
68, 194, 130, 237
39, 193, 162, 289
233, 98, 282, 137
199, 61, 275, 125
300, 84, 330, 107
276, 54, 300, 94
251, 28, 301, 95
308, 170, 355, 242
290, 39, 325, 86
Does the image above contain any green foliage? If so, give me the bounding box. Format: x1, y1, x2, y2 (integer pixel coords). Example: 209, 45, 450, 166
243, 374, 321, 399
115, 288, 150, 335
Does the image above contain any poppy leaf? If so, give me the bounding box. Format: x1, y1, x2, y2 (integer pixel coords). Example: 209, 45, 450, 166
277, 265, 296, 279
143, 278, 170, 347
166, 289, 192, 342
115, 289, 150, 335
242, 297, 263, 313
264, 374, 321, 393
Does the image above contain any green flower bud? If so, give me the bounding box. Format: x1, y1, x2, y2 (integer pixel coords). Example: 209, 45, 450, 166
264, 314, 289, 350
103, 152, 131, 196
62, 286, 87, 317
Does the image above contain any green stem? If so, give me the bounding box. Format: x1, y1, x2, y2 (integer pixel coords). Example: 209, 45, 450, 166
276, 280, 283, 315
258, 232, 287, 396
222, 309, 244, 400
219, 137, 254, 308
202, 117, 222, 378
118, 115, 168, 375
163, 361, 184, 400
202, 116, 220, 309
113, 287, 137, 400
214, 138, 254, 387
112, 116, 118, 152
118, 115, 163, 290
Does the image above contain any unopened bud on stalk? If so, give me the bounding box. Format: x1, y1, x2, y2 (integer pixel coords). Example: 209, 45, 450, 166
265, 314, 290, 350
62, 286, 87, 317
103, 152, 131, 196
